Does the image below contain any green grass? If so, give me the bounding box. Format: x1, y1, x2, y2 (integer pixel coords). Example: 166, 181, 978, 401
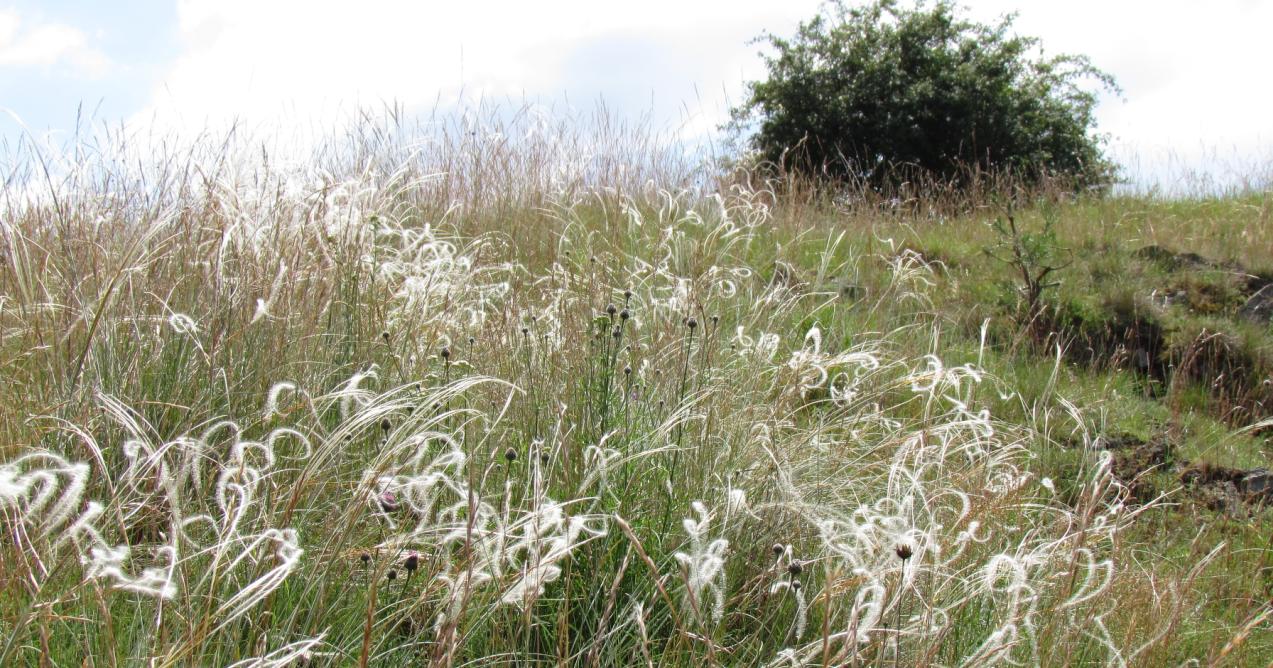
1, 113, 1271, 666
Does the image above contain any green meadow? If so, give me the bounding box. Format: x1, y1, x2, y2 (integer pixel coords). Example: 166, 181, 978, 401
2, 113, 1270, 666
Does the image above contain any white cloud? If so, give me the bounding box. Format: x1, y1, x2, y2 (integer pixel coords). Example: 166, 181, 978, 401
134, 0, 817, 140
130, 0, 1271, 191
0, 9, 110, 76
960, 0, 1273, 190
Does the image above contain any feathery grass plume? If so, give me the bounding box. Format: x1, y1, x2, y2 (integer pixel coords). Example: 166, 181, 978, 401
250, 260, 288, 324
224, 632, 328, 668
674, 500, 730, 625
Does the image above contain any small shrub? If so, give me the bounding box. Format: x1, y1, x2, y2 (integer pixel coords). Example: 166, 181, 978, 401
731, 0, 1120, 190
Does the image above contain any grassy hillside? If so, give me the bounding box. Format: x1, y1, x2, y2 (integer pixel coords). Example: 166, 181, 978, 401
1, 115, 1270, 666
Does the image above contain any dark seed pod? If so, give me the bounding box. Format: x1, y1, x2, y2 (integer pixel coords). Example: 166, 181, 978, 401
521, 326, 529, 336
624, 289, 633, 300
381, 418, 392, 432
791, 580, 802, 591
620, 308, 630, 321
381, 331, 391, 342
606, 303, 617, 317
440, 346, 450, 360
686, 317, 697, 330
539, 452, 550, 465
386, 569, 397, 581
612, 326, 622, 339
787, 561, 803, 576
624, 366, 632, 376
468, 336, 475, 346
772, 543, 784, 558
404, 553, 419, 573
504, 447, 518, 463
896, 544, 914, 561
360, 552, 371, 564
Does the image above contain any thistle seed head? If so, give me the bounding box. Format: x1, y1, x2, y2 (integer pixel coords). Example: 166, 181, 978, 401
606, 303, 617, 317
896, 544, 914, 561
440, 346, 450, 360
404, 552, 419, 573
772, 543, 784, 558
378, 491, 401, 513
687, 317, 697, 330
504, 447, 518, 463
787, 561, 803, 576
386, 569, 397, 581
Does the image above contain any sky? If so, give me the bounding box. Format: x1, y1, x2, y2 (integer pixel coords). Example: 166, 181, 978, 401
2, 0, 1270, 193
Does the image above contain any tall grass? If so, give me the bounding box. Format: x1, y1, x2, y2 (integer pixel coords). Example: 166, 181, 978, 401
0, 107, 1261, 666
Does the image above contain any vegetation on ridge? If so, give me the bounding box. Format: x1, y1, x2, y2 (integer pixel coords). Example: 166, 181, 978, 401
0, 109, 1270, 666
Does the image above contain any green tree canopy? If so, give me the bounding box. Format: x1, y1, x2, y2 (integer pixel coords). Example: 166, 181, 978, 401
732, 0, 1120, 189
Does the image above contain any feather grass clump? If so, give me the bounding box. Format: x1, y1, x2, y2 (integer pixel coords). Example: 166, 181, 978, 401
0, 107, 1241, 665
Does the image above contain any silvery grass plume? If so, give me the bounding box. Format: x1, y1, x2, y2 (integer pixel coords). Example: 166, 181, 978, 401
1, 388, 320, 664
337, 382, 609, 636
750, 343, 1140, 667
674, 500, 732, 625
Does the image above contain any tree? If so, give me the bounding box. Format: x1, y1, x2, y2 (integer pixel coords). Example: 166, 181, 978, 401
731, 0, 1120, 190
